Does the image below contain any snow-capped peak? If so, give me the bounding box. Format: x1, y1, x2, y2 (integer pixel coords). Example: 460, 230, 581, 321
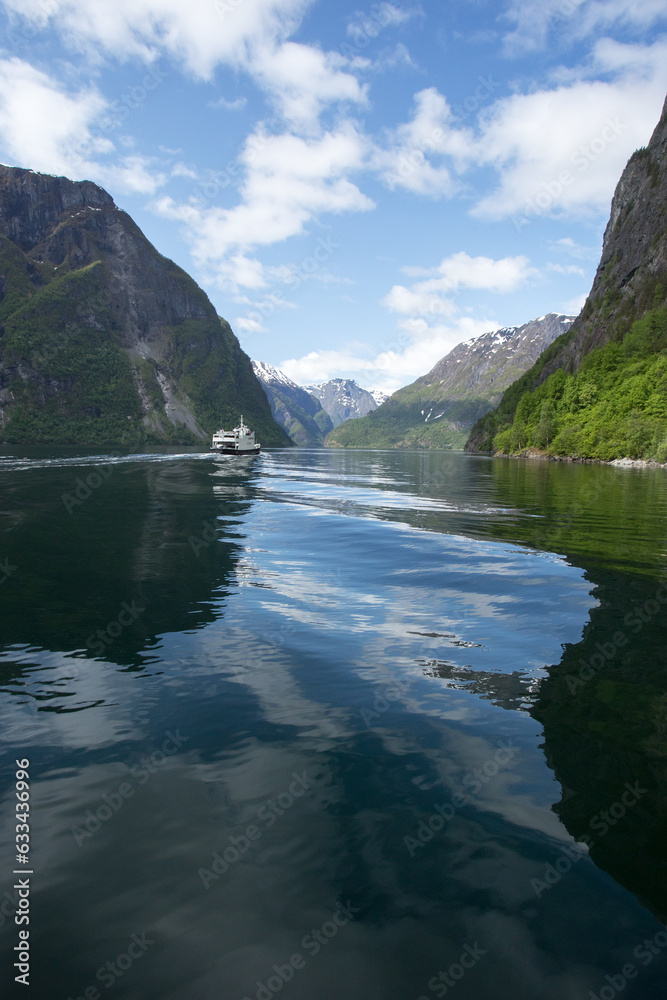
252, 360, 299, 389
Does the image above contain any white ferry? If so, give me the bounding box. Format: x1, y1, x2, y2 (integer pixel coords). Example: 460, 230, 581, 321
210, 416, 261, 455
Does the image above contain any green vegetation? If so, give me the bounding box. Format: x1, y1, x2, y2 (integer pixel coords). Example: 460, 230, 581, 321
492, 307, 667, 461
0, 176, 289, 446
2, 262, 146, 444
326, 389, 490, 450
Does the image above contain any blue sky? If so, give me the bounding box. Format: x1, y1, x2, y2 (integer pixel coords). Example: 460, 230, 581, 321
0, 0, 666, 392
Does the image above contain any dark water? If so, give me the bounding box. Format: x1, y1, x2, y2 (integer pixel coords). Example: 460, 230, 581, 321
1, 448, 666, 1000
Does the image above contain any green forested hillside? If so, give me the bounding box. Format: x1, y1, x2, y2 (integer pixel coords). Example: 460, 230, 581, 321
466, 96, 667, 461
492, 304, 667, 461
327, 314, 571, 451
0, 165, 289, 446
326, 392, 483, 450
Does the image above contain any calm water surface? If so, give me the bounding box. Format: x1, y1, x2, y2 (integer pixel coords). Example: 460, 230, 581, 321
1, 448, 666, 1000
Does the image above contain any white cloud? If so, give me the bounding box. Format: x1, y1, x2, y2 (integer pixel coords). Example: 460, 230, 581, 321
279, 312, 500, 394
234, 315, 267, 334
249, 41, 367, 129
347, 2, 417, 40
547, 262, 586, 276
3, 0, 364, 131
280, 249, 536, 390
470, 51, 667, 220
547, 236, 600, 261
367, 42, 416, 72
0, 58, 169, 196
383, 252, 536, 318
564, 292, 588, 314
369, 39, 667, 221
154, 124, 373, 287
280, 347, 373, 385
96, 154, 167, 194
371, 87, 470, 196
359, 250, 537, 389
213, 252, 269, 291
0, 57, 111, 177
2, 0, 311, 80
382, 284, 457, 318
208, 96, 247, 111
501, 0, 667, 56
367, 315, 501, 390
170, 162, 198, 179
424, 251, 537, 293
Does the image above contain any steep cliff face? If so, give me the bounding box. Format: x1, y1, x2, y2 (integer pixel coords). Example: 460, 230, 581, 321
0, 165, 289, 446
326, 314, 571, 450
467, 95, 667, 454
252, 360, 333, 446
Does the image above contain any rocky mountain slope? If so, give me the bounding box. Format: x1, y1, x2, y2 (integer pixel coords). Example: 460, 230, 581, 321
466, 94, 667, 459
326, 314, 572, 450
0, 165, 289, 446
305, 378, 382, 427
252, 360, 333, 446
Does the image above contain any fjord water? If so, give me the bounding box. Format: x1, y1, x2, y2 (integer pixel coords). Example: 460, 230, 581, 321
1, 448, 666, 1000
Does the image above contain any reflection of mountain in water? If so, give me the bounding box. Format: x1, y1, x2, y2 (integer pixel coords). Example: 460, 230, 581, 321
416, 458, 667, 925
0, 455, 251, 673
531, 569, 667, 924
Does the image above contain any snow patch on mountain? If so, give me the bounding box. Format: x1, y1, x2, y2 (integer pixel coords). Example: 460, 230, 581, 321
304, 378, 384, 428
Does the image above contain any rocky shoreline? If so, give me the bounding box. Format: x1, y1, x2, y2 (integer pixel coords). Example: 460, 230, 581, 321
494, 449, 667, 470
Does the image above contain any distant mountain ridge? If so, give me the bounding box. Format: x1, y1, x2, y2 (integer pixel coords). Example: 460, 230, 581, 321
326, 314, 573, 450
466, 94, 667, 461
0, 165, 289, 445
306, 378, 384, 427
252, 360, 333, 446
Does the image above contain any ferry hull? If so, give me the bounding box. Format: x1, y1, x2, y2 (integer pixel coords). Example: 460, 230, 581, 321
210, 446, 261, 455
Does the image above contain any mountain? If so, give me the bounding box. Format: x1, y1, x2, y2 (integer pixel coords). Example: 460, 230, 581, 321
305, 378, 382, 427
0, 164, 289, 446
251, 360, 333, 446
326, 314, 573, 450
466, 95, 667, 461
369, 388, 389, 407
